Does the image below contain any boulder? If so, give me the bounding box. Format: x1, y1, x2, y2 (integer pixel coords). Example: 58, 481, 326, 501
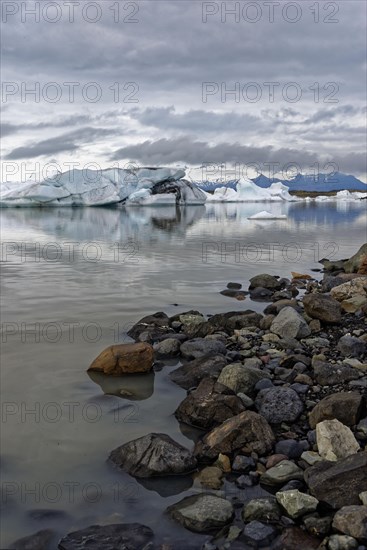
10, 529, 56, 550
127, 312, 173, 342
309, 392, 363, 429
332, 505, 367, 540
331, 277, 367, 302
276, 489, 318, 518
109, 433, 197, 477
303, 293, 341, 324
316, 419, 360, 461
255, 387, 304, 424
167, 494, 234, 533
313, 360, 360, 386
249, 274, 282, 290
341, 295, 367, 313
217, 363, 271, 396
58, 523, 154, 550
194, 411, 275, 461
153, 338, 181, 357
260, 460, 304, 487
270, 307, 311, 339
88, 342, 153, 375
174, 378, 245, 429
169, 354, 227, 389
180, 338, 226, 359
305, 451, 367, 508
337, 335, 366, 358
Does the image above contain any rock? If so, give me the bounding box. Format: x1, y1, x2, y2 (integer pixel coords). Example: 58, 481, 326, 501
169, 354, 227, 389
153, 338, 181, 357
309, 392, 364, 429
304, 515, 332, 537
167, 494, 234, 533
305, 451, 367, 509
127, 312, 173, 342
275, 440, 307, 459
255, 387, 304, 424
243, 521, 277, 546
194, 411, 275, 461
331, 278, 367, 302
266, 454, 288, 469
217, 363, 271, 396
332, 505, 367, 540
343, 358, 367, 372
341, 295, 367, 313
249, 286, 274, 300
292, 272, 312, 280
270, 307, 311, 340
344, 243, 367, 273
88, 342, 154, 375
242, 497, 281, 522
337, 335, 366, 358
275, 489, 318, 518
316, 419, 360, 461
194, 310, 263, 337
313, 360, 360, 386
261, 460, 304, 486
197, 466, 223, 489
300, 451, 323, 465
303, 293, 342, 324
357, 418, 367, 438
109, 433, 197, 477
271, 526, 321, 550
215, 453, 231, 472
232, 455, 256, 473
180, 338, 226, 359
227, 282, 242, 290
174, 378, 245, 430
249, 273, 282, 290
179, 313, 206, 337
58, 524, 154, 550
328, 534, 359, 550
10, 529, 56, 550
361, 492, 367, 505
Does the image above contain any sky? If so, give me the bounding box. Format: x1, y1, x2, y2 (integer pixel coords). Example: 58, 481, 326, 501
1, 0, 366, 182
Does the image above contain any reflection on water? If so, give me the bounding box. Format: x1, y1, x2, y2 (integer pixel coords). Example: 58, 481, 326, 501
1, 201, 366, 547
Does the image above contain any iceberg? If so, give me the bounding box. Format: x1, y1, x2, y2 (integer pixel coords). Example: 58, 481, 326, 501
204, 177, 298, 202
248, 210, 287, 220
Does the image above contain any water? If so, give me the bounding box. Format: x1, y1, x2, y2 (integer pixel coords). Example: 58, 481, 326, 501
1, 200, 366, 547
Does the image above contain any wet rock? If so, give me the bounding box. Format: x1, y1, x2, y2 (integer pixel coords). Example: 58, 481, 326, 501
255, 387, 304, 424
337, 335, 366, 358
227, 282, 242, 290
180, 338, 226, 359
243, 520, 277, 546
10, 529, 56, 550
174, 378, 245, 429
316, 419, 360, 461
194, 411, 275, 461
88, 342, 154, 375
58, 523, 154, 550
327, 534, 359, 550
304, 451, 367, 509
217, 363, 271, 396
127, 312, 173, 342
197, 466, 223, 489
270, 307, 311, 340
167, 494, 234, 533
270, 526, 321, 550
249, 274, 283, 290
309, 392, 364, 429
153, 338, 181, 357
275, 489, 318, 518
242, 497, 281, 522
109, 433, 197, 477
249, 287, 274, 301
313, 360, 360, 386
169, 354, 227, 390
332, 505, 367, 540
331, 278, 367, 302
303, 293, 342, 324
261, 460, 304, 487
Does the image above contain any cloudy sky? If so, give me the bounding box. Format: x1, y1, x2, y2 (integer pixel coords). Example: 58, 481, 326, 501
1, 0, 366, 181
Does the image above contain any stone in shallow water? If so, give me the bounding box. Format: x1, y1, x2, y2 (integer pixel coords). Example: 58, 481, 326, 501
332, 505, 367, 540
109, 433, 197, 478
10, 529, 56, 550
180, 338, 226, 359
169, 354, 227, 390
167, 494, 234, 533
260, 460, 304, 487
58, 523, 154, 550
316, 419, 360, 461
275, 489, 318, 518
255, 387, 304, 424
88, 342, 154, 375
153, 337, 181, 357
249, 274, 282, 290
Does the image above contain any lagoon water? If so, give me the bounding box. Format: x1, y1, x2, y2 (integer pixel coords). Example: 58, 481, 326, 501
1, 200, 366, 547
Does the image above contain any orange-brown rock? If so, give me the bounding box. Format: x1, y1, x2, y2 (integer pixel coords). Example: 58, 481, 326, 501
291, 272, 312, 280
88, 342, 154, 375
357, 254, 367, 275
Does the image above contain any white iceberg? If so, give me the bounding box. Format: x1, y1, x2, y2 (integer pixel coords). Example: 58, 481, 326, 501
204, 177, 298, 202
248, 210, 287, 220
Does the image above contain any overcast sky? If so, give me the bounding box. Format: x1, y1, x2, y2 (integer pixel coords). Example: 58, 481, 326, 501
1, 0, 366, 181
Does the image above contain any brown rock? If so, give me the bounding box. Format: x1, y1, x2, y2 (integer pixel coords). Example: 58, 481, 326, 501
292, 272, 312, 280
341, 295, 367, 313
357, 255, 367, 275
332, 505, 367, 540
88, 343, 154, 375
303, 293, 341, 324
309, 392, 364, 429
271, 526, 321, 550
266, 454, 288, 469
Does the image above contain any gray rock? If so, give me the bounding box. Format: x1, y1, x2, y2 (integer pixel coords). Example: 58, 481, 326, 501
337, 335, 366, 358
270, 307, 311, 340
316, 419, 360, 461
217, 363, 271, 396
109, 433, 197, 478
167, 494, 234, 533
303, 293, 342, 324
328, 534, 359, 550
313, 360, 360, 386
309, 392, 364, 429
58, 524, 154, 550
305, 451, 367, 509
357, 418, 367, 439
255, 387, 304, 424
276, 489, 318, 518
249, 274, 283, 290
154, 337, 181, 357
332, 505, 367, 540
275, 439, 307, 459
180, 338, 226, 359
304, 515, 332, 537
242, 497, 281, 522
127, 312, 173, 342
261, 460, 304, 487
10, 529, 56, 550
243, 520, 277, 546
169, 354, 227, 389
232, 455, 256, 473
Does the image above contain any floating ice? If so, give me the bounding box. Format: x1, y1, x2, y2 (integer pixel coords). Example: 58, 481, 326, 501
248, 210, 287, 220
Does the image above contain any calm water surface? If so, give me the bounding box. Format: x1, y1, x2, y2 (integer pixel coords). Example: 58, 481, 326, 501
1, 200, 366, 547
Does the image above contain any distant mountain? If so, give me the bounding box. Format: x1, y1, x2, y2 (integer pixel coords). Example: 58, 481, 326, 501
252, 172, 367, 192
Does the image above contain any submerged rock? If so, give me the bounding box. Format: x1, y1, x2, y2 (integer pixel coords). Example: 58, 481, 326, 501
88, 342, 154, 375
58, 523, 154, 550
109, 433, 197, 478
167, 494, 234, 533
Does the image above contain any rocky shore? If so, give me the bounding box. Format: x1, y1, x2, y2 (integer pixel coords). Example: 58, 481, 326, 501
11, 244, 367, 550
